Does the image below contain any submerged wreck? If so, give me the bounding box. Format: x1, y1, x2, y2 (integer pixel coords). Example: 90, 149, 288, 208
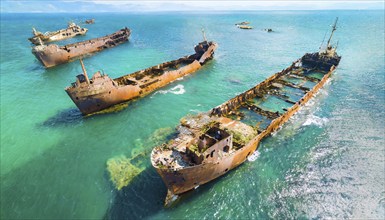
151, 18, 341, 206
32, 27, 130, 68
28, 22, 88, 45
65, 39, 218, 115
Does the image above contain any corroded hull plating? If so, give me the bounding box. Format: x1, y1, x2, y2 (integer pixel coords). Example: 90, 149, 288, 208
154, 61, 337, 196
301, 52, 340, 71
65, 41, 218, 115
151, 18, 341, 206
156, 131, 263, 195
32, 27, 130, 67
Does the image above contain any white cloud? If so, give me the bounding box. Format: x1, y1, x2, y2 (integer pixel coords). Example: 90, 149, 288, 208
1, 0, 384, 13
85, 0, 385, 11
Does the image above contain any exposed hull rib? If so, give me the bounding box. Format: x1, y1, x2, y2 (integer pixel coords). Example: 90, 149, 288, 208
151, 51, 341, 206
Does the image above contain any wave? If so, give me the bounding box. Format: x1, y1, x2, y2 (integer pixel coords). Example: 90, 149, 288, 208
247, 150, 260, 162
155, 84, 185, 95
303, 114, 329, 127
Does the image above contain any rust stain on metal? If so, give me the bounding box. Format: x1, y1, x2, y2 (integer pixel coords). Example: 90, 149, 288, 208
237, 25, 253, 29
65, 40, 218, 115
32, 27, 131, 68
28, 22, 88, 45
151, 18, 341, 206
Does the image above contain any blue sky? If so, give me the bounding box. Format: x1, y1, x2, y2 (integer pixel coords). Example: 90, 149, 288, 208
1, 0, 383, 13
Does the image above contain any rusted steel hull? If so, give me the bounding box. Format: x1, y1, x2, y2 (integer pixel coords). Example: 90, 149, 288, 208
151, 51, 341, 205
302, 52, 340, 71
28, 23, 88, 45
32, 27, 130, 68
156, 133, 263, 196
65, 41, 218, 115
156, 62, 337, 195
237, 25, 253, 29
151, 18, 341, 206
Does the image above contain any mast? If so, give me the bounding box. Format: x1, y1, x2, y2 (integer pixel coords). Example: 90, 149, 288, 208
79, 59, 90, 84
32, 27, 38, 36
201, 28, 207, 42
326, 17, 338, 48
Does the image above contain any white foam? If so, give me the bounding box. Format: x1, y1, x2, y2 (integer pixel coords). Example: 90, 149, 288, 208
304, 99, 316, 107
155, 84, 185, 95
247, 150, 260, 162
303, 114, 329, 127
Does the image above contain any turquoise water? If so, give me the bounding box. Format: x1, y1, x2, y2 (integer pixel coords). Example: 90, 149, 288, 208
281, 85, 305, 102
1, 11, 384, 219
254, 95, 293, 114
238, 107, 272, 129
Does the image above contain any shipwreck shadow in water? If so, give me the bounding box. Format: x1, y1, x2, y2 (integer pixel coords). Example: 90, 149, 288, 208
27, 63, 46, 72
39, 99, 141, 128
40, 108, 84, 128
167, 163, 246, 210
225, 77, 245, 85
104, 127, 179, 219
104, 161, 248, 220
104, 167, 167, 220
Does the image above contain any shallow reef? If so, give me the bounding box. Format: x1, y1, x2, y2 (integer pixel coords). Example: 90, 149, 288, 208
106, 155, 143, 190
106, 127, 175, 190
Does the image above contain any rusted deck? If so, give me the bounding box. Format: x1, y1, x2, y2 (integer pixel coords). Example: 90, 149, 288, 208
151, 55, 339, 205
65, 41, 218, 115
152, 16, 341, 202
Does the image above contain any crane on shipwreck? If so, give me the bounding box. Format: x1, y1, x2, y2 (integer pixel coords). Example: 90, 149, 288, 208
151, 18, 341, 206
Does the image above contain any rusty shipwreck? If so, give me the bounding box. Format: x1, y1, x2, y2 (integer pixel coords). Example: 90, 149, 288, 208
28, 22, 88, 45
151, 18, 341, 205
237, 25, 253, 30
32, 27, 130, 68
85, 19, 95, 24
65, 39, 218, 115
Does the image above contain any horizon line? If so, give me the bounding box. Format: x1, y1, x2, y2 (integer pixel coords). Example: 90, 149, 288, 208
2, 8, 384, 14
1, 0, 383, 13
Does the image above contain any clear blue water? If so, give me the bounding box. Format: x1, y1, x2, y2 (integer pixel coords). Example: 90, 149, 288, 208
1, 11, 384, 219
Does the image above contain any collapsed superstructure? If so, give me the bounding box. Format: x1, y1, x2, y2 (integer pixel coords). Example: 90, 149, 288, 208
65, 40, 218, 115
28, 22, 88, 45
151, 18, 341, 206
32, 27, 130, 68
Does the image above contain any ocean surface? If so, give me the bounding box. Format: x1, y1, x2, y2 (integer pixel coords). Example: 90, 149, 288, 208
1, 11, 384, 219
